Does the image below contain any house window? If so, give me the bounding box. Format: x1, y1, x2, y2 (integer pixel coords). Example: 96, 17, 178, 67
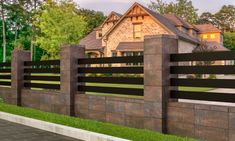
203, 34, 208, 39
210, 34, 215, 39
133, 24, 142, 39
112, 52, 117, 57
98, 33, 102, 38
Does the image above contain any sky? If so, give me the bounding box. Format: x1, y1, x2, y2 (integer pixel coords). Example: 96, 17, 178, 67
75, 0, 235, 15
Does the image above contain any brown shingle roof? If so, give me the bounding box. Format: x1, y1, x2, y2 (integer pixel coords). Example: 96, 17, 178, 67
116, 42, 144, 51
207, 41, 229, 51
80, 31, 103, 51
141, 5, 199, 44
195, 24, 221, 33
163, 13, 199, 31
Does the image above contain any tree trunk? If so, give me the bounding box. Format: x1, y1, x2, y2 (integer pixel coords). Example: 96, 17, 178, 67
1, 0, 6, 63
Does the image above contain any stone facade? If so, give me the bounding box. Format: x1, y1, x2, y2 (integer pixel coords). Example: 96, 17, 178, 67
105, 15, 170, 57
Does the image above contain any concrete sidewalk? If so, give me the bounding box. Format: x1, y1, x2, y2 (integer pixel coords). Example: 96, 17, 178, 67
0, 119, 82, 141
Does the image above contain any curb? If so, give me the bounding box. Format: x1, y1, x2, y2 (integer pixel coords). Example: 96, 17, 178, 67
0, 112, 130, 141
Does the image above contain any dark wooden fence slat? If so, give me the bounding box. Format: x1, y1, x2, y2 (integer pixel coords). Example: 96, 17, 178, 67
78, 67, 143, 74
24, 83, 60, 90
0, 75, 11, 79
171, 51, 235, 62
24, 60, 60, 66
171, 65, 235, 74
78, 86, 143, 96
77, 77, 143, 84
0, 81, 11, 86
0, 69, 11, 73
24, 68, 60, 73
78, 56, 143, 64
24, 76, 60, 81
0, 62, 11, 67
171, 90, 235, 103
171, 78, 235, 88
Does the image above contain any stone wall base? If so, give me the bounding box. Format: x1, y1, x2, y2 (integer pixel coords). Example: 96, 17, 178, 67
167, 102, 235, 141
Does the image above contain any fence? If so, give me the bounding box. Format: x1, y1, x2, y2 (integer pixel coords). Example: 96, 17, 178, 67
0, 35, 234, 141
170, 51, 235, 103
0, 62, 11, 87
23, 60, 61, 90
77, 56, 144, 96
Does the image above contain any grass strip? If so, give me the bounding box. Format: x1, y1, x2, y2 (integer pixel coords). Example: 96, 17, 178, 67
0, 103, 198, 141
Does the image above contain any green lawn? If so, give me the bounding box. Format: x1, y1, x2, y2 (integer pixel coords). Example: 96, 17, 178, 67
0, 102, 198, 141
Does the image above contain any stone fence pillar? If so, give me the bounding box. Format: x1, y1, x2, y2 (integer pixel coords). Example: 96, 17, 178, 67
60, 45, 85, 116
11, 49, 30, 106
144, 35, 178, 133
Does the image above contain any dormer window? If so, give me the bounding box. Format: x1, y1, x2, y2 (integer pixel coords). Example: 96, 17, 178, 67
133, 23, 142, 39
99, 33, 102, 38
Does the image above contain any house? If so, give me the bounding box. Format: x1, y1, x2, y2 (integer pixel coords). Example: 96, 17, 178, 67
80, 2, 228, 59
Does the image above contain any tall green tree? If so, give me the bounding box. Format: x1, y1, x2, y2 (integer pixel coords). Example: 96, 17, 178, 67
148, 0, 198, 24
34, 0, 87, 60
223, 32, 235, 51
0, 0, 7, 62
198, 5, 235, 32
76, 9, 106, 35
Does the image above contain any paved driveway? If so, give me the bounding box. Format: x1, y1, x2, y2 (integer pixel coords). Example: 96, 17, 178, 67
0, 119, 82, 141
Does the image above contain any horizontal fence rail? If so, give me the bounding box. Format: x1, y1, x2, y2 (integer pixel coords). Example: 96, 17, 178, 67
78, 86, 143, 96
171, 78, 235, 89
78, 56, 143, 64
77, 56, 144, 96
78, 67, 143, 74
0, 69, 11, 73
0, 62, 11, 67
24, 83, 60, 90
171, 65, 235, 74
23, 60, 60, 90
24, 76, 60, 81
24, 60, 60, 66
171, 91, 235, 103
170, 51, 235, 103
24, 68, 60, 73
171, 51, 235, 62
78, 77, 143, 85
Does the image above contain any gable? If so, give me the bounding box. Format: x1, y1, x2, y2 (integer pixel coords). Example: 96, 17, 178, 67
103, 3, 174, 39
103, 2, 199, 45
101, 12, 122, 28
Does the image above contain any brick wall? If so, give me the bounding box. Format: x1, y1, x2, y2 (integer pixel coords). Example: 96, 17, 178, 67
167, 102, 235, 141
75, 94, 164, 130
0, 87, 13, 104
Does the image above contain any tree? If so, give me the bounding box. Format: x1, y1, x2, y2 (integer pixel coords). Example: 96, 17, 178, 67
0, 0, 7, 62
215, 5, 235, 32
34, 0, 87, 60
223, 32, 235, 51
198, 5, 235, 32
76, 9, 106, 35
148, 0, 198, 24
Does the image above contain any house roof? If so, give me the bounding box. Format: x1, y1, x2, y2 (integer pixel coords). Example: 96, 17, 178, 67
163, 13, 199, 31
80, 31, 103, 51
100, 11, 122, 28
104, 2, 199, 45
207, 41, 229, 51
195, 24, 221, 33
116, 42, 144, 51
